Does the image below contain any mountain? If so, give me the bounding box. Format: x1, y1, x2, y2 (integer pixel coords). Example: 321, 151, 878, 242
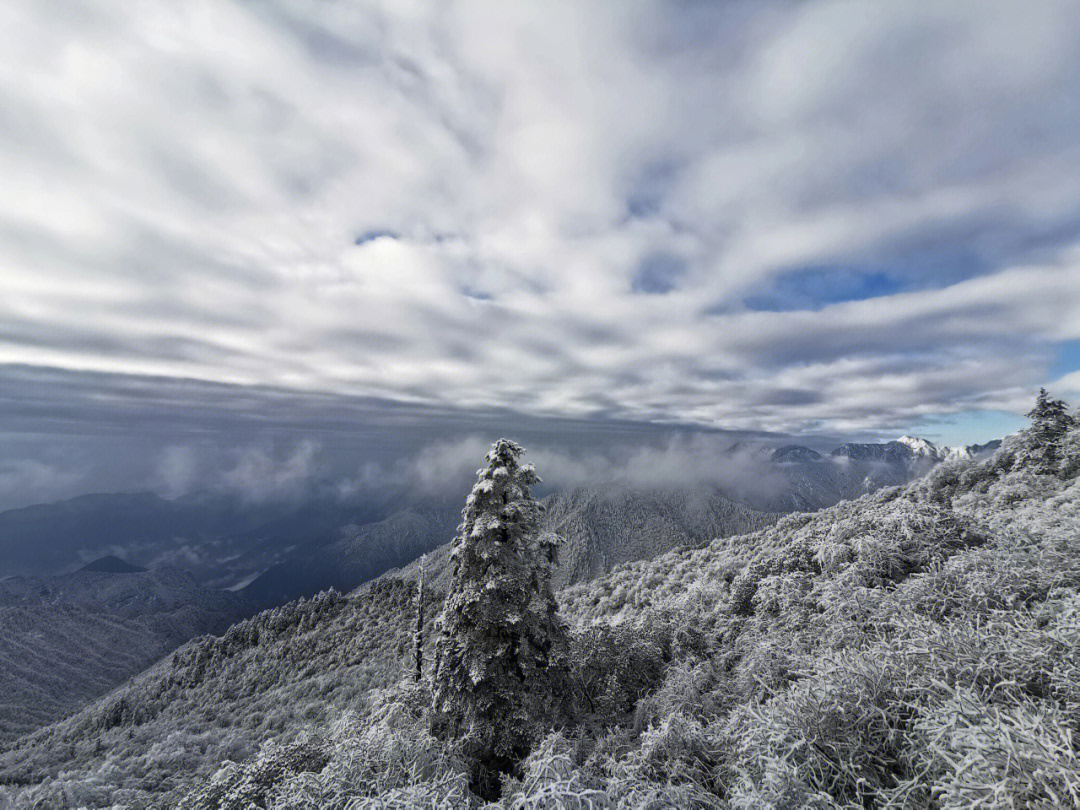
764, 435, 1002, 512
0, 567, 245, 742
540, 485, 775, 587
0, 434, 997, 615
0, 424, 1072, 808
0, 584, 407, 803
389, 484, 776, 595
771, 445, 823, 463
0, 491, 294, 583
0, 483, 769, 748
0, 488, 413, 594
895, 434, 1003, 461
78, 556, 146, 574
239, 504, 460, 609
243, 485, 775, 607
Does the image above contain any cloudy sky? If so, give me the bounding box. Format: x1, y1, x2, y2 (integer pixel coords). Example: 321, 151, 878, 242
1, 0, 1078, 508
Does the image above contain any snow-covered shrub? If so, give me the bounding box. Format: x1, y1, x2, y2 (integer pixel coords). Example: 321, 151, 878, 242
633, 660, 723, 733
177, 733, 329, 810
905, 685, 1080, 808
501, 733, 610, 809
261, 684, 468, 809
602, 714, 722, 809
725, 650, 908, 808
568, 622, 666, 721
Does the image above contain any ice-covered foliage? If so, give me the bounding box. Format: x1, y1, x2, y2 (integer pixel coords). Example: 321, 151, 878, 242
4, 395, 1080, 809
431, 439, 570, 796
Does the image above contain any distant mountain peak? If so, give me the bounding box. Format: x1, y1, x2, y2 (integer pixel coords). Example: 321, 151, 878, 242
78, 555, 146, 574
895, 435, 941, 456
894, 435, 1001, 463
772, 445, 823, 463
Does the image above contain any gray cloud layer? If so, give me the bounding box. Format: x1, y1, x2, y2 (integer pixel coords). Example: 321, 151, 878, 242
1, 1, 1079, 506
0, 364, 793, 509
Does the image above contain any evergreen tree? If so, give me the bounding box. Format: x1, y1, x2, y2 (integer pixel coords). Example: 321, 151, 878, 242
1024, 388, 1077, 472
430, 438, 568, 798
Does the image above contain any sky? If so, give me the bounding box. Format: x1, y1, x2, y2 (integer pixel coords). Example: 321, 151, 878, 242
1, 0, 1079, 508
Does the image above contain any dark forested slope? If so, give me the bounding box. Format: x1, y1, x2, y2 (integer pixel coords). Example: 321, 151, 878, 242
0, 568, 245, 743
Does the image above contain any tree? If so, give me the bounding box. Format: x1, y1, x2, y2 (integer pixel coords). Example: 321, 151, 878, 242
1024, 388, 1077, 473
430, 439, 568, 798
413, 556, 425, 684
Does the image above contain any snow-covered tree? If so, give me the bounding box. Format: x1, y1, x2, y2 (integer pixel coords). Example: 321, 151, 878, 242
413, 556, 425, 684
430, 438, 568, 798
1021, 388, 1077, 473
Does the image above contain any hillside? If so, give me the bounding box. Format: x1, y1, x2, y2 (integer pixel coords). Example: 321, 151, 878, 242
0, 410, 1070, 808
78, 556, 147, 574
0, 568, 245, 743
395, 484, 776, 594
0, 492, 289, 582
239, 504, 460, 609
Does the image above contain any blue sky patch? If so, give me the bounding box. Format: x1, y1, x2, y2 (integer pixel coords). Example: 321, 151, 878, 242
354, 229, 399, 246
460, 285, 493, 301
905, 408, 1028, 448
744, 267, 905, 312
1050, 339, 1080, 379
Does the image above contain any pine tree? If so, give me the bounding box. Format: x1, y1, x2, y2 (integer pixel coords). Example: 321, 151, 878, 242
430, 438, 568, 798
1024, 388, 1077, 472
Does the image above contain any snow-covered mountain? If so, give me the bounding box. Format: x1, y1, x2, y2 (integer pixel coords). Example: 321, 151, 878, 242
895, 435, 1002, 462
392, 484, 777, 594
766, 435, 1002, 511
0, 419, 1071, 808
0, 563, 245, 741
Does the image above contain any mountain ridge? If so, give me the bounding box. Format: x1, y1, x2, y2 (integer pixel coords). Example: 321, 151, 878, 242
0, 421, 1070, 808
0, 567, 246, 742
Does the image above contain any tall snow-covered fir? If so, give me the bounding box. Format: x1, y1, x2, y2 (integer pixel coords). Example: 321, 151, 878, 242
430, 438, 569, 796
1024, 388, 1078, 473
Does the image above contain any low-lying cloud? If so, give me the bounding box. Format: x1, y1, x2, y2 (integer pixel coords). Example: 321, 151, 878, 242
159, 429, 793, 514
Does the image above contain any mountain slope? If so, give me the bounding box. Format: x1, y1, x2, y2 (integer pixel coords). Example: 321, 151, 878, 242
765, 436, 1002, 511
172, 415, 1074, 809
391, 484, 776, 595
0, 484, 772, 805
0, 568, 245, 742
2, 430, 1047, 808
0, 583, 420, 806
238, 504, 459, 609
535, 484, 773, 588
78, 556, 146, 574
0, 492, 282, 581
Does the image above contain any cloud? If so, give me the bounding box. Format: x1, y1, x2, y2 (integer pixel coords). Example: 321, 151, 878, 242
0, 459, 85, 508
0, 0, 1077, 482
219, 440, 321, 503
158, 446, 197, 499
360, 431, 791, 509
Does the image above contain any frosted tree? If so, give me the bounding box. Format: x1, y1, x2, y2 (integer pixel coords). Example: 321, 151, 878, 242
413, 556, 425, 684
1022, 388, 1077, 473
430, 438, 568, 798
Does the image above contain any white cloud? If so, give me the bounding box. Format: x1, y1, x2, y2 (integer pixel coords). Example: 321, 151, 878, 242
0, 0, 1078, 441
0, 459, 85, 507
158, 446, 198, 499
219, 440, 321, 503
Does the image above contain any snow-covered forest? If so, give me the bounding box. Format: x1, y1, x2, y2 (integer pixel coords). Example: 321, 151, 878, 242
2, 392, 1078, 808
